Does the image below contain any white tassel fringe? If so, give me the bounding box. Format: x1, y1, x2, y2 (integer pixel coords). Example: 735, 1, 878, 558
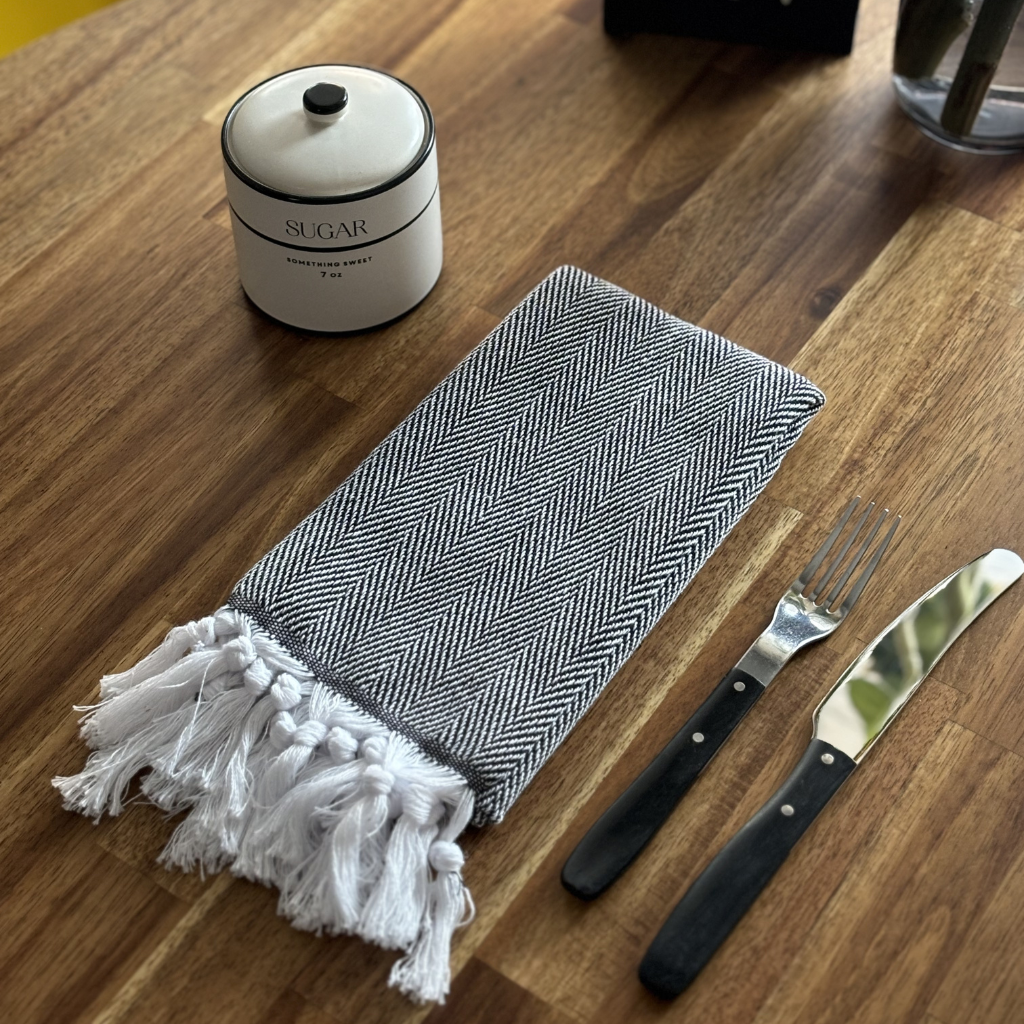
53, 606, 474, 1005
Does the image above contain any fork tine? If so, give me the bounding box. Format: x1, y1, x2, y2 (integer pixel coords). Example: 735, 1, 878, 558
795, 497, 860, 589
838, 514, 901, 615
808, 501, 876, 601
822, 507, 887, 609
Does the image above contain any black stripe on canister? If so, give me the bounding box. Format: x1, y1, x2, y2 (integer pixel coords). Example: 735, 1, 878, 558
221, 64, 436, 206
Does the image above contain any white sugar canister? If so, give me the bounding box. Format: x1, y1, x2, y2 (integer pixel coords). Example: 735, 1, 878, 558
221, 65, 442, 333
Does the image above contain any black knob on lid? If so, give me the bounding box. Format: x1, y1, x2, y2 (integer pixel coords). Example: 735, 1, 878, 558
303, 82, 349, 115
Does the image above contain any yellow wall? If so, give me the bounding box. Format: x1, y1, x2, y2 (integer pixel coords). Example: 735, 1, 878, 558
2, 0, 121, 59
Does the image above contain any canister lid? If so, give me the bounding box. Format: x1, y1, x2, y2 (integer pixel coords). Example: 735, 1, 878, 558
223, 65, 432, 201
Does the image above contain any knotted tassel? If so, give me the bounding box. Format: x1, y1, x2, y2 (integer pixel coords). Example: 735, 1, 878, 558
98, 615, 218, 699
389, 787, 475, 1004
55, 630, 257, 821
158, 671, 306, 873
236, 685, 383, 882
218, 673, 309, 836
78, 635, 257, 751
358, 783, 443, 950
142, 683, 250, 812
281, 734, 397, 934
144, 645, 277, 803
234, 717, 365, 884
250, 683, 357, 820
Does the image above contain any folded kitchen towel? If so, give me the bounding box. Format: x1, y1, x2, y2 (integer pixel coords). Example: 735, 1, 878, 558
55, 265, 824, 1003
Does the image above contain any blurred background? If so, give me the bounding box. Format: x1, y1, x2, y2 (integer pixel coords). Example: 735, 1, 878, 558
2, 0, 120, 59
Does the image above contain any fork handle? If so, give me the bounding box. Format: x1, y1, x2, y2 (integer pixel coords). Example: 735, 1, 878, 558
561, 667, 763, 901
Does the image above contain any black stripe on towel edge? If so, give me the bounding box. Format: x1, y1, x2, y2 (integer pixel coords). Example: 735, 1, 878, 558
227, 592, 488, 801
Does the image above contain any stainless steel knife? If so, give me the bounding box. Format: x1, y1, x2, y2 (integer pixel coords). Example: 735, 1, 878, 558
638, 547, 1024, 1000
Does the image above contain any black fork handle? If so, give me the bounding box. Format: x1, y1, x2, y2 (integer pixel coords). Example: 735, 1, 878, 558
561, 667, 764, 900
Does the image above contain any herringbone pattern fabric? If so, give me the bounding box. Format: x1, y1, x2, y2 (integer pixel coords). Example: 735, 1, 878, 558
231, 266, 824, 823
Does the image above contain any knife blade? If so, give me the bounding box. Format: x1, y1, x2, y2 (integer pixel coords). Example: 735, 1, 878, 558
638, 547, 1023, 1000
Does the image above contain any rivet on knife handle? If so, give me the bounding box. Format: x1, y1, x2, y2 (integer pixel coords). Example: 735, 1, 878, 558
561, 497, 898, 901
639, 547, 1024, 1000
639, 738, 856, 999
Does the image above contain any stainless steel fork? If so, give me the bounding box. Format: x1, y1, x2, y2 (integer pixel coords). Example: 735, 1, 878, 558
561, 496, 900, 901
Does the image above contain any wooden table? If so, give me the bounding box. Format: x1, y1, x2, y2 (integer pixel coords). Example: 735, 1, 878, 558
4, 1, 1024, 1021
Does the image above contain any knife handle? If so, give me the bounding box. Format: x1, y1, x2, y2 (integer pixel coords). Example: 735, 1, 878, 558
561, 667, 764, 901
638, 738, 855, 1000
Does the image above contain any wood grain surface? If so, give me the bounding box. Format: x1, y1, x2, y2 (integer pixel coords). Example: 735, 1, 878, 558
2, 0, 1023, 1021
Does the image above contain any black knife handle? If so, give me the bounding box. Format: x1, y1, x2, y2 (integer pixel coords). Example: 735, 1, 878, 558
561, 667, 764, 901
638, 738, 856, 1000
